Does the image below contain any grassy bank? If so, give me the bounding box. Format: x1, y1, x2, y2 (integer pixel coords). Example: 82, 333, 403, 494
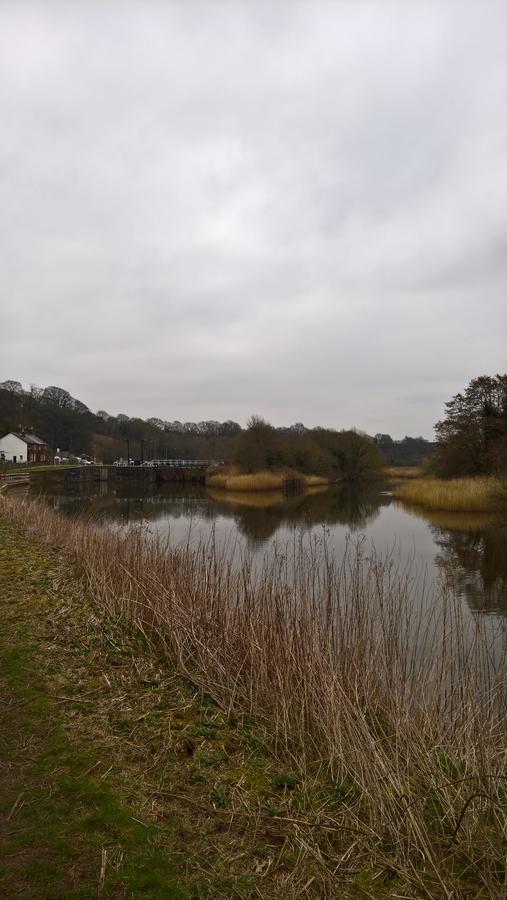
0, 519, 183, 898
393, 475, 507, 512
1, 494, 506, 896
206, 467, 329, 492
1, 513, 358, 897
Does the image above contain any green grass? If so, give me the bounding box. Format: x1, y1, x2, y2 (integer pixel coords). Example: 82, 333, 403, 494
0, 546, 183, 898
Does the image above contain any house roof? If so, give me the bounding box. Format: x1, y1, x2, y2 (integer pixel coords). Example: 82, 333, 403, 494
10, 431, 48, 446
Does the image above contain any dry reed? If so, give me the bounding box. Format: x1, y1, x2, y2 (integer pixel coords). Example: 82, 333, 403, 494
394, 475, 506, 512
303, 473, 329, 487
207, 469, 329, 491
2, 492, 506, 896
384, 466, 424, 479
207, 470, 287, 491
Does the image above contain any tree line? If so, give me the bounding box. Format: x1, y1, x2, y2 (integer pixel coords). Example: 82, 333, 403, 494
0, 379, 432, 476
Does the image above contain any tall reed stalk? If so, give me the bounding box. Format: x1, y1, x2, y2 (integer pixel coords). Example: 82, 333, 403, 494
3, 493, 506, 896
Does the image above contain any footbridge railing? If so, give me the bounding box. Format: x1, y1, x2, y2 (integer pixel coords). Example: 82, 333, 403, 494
115, 460, 225, 469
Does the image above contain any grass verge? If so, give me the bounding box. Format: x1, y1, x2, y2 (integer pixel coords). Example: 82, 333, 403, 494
0, 520, 183, 899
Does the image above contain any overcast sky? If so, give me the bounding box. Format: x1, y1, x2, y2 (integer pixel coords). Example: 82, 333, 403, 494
1, 2, 506, 437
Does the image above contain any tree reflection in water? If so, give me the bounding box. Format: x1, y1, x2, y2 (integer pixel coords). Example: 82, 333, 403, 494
221, 481, 386, 545
395, 501, 507, 617
34, 481, 387, 546
432, 522, 507, 616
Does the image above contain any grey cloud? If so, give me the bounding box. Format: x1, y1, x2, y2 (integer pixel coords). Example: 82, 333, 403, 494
1, 1, 506, 437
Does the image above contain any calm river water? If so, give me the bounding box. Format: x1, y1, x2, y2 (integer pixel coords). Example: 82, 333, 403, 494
32, 480, 507, 624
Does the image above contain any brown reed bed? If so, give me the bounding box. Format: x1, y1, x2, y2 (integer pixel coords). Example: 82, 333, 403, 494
394, 475, 507, 512
206, 467, 329, 491
2, 492, 507, 896
384, 466, 424, 479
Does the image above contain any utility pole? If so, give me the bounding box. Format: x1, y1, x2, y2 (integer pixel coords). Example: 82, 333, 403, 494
126, 439, 130, 465
141, 439, 144, 465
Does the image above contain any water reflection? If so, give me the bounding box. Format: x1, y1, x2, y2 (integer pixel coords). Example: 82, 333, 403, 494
210, 481, 387, 544
32, 481, 507, 619
396, 502, 507, 617
436, 526, 507, 615
37, 481, 387, 544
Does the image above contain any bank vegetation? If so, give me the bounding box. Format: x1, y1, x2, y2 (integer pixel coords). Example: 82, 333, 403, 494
384, 466, 424, 479
205, 416, 384, 492
392, 374, 507, 514
2, 492, 506, 897
206, 466, 328, 492
394, 475, 507, 513
234, 416, 383, 480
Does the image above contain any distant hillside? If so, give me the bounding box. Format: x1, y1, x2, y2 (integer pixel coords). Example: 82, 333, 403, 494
0, 380, 434, 466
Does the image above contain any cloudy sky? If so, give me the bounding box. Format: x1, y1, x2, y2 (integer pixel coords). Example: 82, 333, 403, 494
1, 2, 506, 437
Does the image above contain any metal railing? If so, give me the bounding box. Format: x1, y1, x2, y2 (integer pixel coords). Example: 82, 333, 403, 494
114, 460, 224, 468
0, 471, 31, 487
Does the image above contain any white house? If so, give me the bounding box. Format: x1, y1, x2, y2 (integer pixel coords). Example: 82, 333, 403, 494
0, 431, 48, 464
